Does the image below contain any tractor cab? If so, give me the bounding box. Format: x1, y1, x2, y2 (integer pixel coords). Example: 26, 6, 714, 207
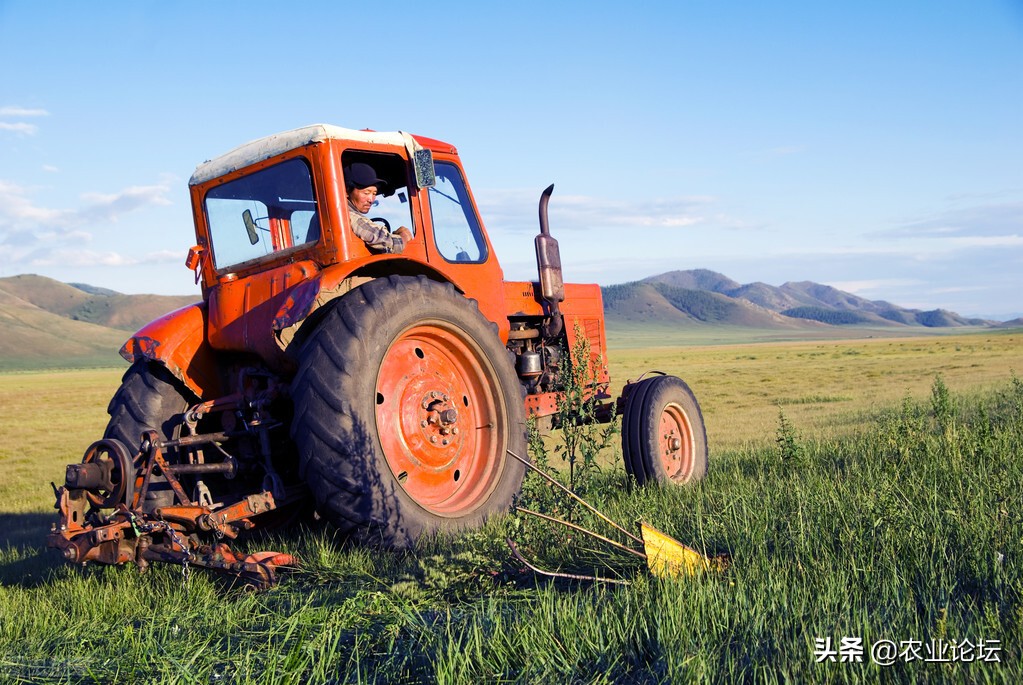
181, 125, 509, 371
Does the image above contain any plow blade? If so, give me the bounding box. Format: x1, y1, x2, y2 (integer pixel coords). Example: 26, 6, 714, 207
639, 521, 728, 578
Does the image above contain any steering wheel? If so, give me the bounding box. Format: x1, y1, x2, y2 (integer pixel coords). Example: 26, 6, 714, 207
371, 217, 391, 232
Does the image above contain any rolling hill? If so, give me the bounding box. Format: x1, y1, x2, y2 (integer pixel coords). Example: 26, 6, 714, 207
0, 275, 197, 371
0, 270, 1007, 371
0, 274, 197, 332
0, 294, 127, 370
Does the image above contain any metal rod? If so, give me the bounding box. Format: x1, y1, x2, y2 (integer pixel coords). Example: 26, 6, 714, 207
163, 461, 236, 476
508, 449, 645, 547
516, 506, 647, 560
160, 431, 234, 448
507, 539, 630, 586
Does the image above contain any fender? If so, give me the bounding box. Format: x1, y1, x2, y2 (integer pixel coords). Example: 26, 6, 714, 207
271, 257, 455, 354
119, 302, 222, 398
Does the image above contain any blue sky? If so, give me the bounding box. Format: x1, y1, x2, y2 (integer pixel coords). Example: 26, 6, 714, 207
1, 1, 1021, 318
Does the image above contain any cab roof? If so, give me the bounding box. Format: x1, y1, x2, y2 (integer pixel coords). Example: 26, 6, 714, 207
189, 124, 452, 186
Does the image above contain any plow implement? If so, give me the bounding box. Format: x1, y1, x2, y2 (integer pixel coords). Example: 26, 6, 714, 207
48, 427, 299, 589
507, 450, 728, 583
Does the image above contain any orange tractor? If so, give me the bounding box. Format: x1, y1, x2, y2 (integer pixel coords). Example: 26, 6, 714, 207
48, 125, 708, 585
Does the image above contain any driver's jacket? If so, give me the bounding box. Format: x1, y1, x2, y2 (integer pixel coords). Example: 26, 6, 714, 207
347, 201, 406, 254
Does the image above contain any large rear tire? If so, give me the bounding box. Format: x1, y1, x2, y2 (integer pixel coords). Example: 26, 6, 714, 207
291, 275, 527, 548
622, 375, 708, 486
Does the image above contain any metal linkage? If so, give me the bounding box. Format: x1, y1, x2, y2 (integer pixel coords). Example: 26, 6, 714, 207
48, 428, 299, 589
506, 450, 728, 582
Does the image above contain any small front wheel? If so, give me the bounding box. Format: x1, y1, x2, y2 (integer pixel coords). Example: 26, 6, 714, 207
621, 375, 708, 486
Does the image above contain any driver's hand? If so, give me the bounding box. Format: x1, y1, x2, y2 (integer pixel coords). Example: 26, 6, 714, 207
395, 226, 413, 243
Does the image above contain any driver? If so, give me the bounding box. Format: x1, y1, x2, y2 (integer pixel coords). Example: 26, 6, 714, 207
344, 162, 412, 254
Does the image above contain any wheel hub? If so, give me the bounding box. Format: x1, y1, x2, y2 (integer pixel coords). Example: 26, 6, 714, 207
659, 403, 694, 481
420, 393, 460, 446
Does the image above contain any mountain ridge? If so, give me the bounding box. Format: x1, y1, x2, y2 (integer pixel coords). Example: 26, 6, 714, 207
0, 271, 1013, 371
623, 269, 995, 328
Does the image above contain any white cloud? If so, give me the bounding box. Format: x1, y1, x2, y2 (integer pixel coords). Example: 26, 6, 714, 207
79, 184, 174, 222
825, 278, 922, 295
0, 179, 173, 233
889, 201, 1023, 238
0, 178, 175, 269
945, 235, 1023, 248
0, 106, 49, 117
0, 180, 68, 226
763, 145, 805, 157
476, 188, 752, 234
760, 232, 1023, 262
928, 285, 990, 295
0, 106, 49, 136
18, 247, 180, 268
140, 250, 183, 264
0, 122, 38, 135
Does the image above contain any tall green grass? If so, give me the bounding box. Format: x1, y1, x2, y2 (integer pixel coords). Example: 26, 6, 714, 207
1, 376, 1020, 683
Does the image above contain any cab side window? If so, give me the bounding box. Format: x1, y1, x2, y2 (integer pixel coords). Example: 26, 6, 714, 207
428, 162, 487, 263
340, 151, 416, 241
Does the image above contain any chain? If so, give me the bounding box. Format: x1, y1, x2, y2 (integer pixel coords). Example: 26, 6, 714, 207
124, 509, 194, 581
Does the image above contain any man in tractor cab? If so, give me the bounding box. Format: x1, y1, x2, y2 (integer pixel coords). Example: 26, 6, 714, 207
344, 162, 413, 254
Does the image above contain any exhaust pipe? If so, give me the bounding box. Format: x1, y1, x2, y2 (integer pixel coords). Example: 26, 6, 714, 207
535, 184, 565, 338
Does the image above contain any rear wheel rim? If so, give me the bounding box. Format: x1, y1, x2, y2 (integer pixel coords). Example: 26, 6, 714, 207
658, 402, 694, 481
375, 322, 505, 516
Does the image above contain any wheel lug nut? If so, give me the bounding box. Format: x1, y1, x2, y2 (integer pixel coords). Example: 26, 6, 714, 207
430, 436, 438, 444
442, 439, 449, 446
421, 420, 428, 427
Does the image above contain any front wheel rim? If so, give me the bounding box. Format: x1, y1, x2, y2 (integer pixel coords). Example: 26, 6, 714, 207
658, 402, 695, 481
375, 322, 505, 516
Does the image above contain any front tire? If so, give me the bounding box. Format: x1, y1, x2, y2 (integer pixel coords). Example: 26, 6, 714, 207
291, 275, 527, 548
622, 375, 708, 486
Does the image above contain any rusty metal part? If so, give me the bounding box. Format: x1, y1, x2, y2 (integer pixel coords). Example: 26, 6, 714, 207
73, 439, 135, 509
47, 426, 300, 589
140, 542, 296, 587
145, 432, 192, 506
507, 327, 540, 340
47, 492, 295, 588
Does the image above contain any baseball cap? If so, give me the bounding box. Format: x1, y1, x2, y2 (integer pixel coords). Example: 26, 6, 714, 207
345, 162, 386, 190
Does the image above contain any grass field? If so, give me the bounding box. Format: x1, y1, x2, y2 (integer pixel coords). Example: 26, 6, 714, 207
0, 330, 1021, 683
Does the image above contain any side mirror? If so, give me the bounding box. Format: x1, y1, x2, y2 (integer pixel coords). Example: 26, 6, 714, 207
413, 148, 436, 189
185, 245, 205, 284
243, 209, 259, 245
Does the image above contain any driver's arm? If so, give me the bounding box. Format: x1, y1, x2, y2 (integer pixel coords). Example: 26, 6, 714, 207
349, 211, 407, 254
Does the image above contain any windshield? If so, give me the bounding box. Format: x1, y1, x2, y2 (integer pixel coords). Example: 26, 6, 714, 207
204, 158, 319, 270
428, 161, 487, 263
